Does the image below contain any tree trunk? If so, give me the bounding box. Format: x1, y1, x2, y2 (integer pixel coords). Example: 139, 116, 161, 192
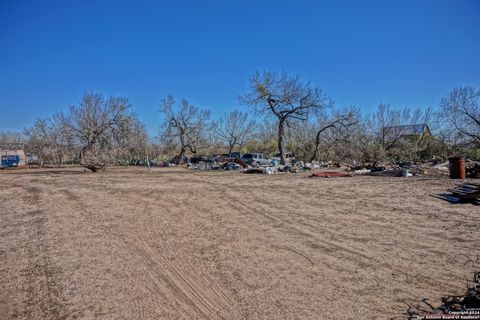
188, 144, 197, 154
278, 118, 286, 165
177, 128, 187, 163
79, 144, 97, 172
310, 130, 322, 162
177, 146, 186, 162
79, 141, 103, 172
310, 124, 335, 162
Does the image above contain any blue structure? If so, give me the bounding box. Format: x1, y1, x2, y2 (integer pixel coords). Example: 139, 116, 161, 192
0, 155, 20, 168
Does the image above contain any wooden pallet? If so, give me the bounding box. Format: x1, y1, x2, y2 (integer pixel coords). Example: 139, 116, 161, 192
448, 184, 480, 199
435, 182, 480, 205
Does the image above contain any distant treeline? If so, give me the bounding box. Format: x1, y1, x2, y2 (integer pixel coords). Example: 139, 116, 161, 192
1, 71, 479, 171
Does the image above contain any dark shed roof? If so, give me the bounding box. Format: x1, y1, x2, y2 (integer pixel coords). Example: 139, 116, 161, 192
384, 124, 430, 135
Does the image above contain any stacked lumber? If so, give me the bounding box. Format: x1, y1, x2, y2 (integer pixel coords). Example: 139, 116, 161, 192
445, 182, 480, 205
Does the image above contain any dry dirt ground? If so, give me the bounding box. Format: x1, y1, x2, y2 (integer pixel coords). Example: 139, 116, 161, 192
0, 167, 478, 320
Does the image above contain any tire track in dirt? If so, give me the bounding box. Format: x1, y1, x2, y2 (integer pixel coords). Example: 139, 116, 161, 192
74, 183, 233, 319
202, 178, 456, 290
94, 224, 189, 319
135, 203, 232, 319
16, 187, 68, 320
259, 182, 475, 283
201, 179, 375, 261
53, 187, 186, 319
3, 168, 477, 319
208, 176, 475, 254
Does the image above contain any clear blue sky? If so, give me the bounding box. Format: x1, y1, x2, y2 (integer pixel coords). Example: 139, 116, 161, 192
1, 0, 479, 135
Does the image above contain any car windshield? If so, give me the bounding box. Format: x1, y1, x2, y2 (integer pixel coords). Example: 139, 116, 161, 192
243, 154, 253, 158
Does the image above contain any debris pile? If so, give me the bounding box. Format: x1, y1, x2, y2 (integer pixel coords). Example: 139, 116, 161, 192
164, 152, 480, 179
347, 164, 411, 177
409, 271, 480, 318
346, 160, 478, 178
439, 272, 480, 312
466, 161, 480, 178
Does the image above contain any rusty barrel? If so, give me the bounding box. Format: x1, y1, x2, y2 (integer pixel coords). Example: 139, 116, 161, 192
448, 156, 465, 179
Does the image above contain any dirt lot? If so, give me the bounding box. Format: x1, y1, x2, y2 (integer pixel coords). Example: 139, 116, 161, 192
0, 167, 478, 319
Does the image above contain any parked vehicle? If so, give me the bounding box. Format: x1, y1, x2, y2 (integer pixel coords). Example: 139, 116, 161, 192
189, 155, 208, 164
27, 155, 39, 165
241, 153, 271, 166
271, 152, 295, 164
170, 155, 189, 164
208, 154, 219, 162
215, 153, 229, 162
225, 152, 242, 162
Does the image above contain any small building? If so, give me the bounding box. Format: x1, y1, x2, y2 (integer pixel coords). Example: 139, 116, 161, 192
0, 143, 27, 168
384, 124, 432, 145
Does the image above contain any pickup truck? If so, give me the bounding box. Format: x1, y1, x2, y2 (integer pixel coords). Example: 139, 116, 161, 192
241, 153, 271, 166
271, 152, 295, 164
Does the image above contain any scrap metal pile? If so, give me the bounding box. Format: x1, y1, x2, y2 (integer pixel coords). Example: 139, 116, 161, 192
161, 152, 480, 180
186, 155, 327, 174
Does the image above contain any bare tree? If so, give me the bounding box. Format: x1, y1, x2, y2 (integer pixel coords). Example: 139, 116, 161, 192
113, 117, 150, 165
310, 106, 358, 162
367, 103, 438, 161
368, 103, 411, 153
240, 71, 328, 164
441, 85, 480, 147
60, 92, 135, 172
241, 118, 278, 155
24, 115, 75, 166
159, 95, 210, 160
214, 110, 255, 153
285, 119, 316, 161
0, 131, 23, 144
256, 118, 277, 145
